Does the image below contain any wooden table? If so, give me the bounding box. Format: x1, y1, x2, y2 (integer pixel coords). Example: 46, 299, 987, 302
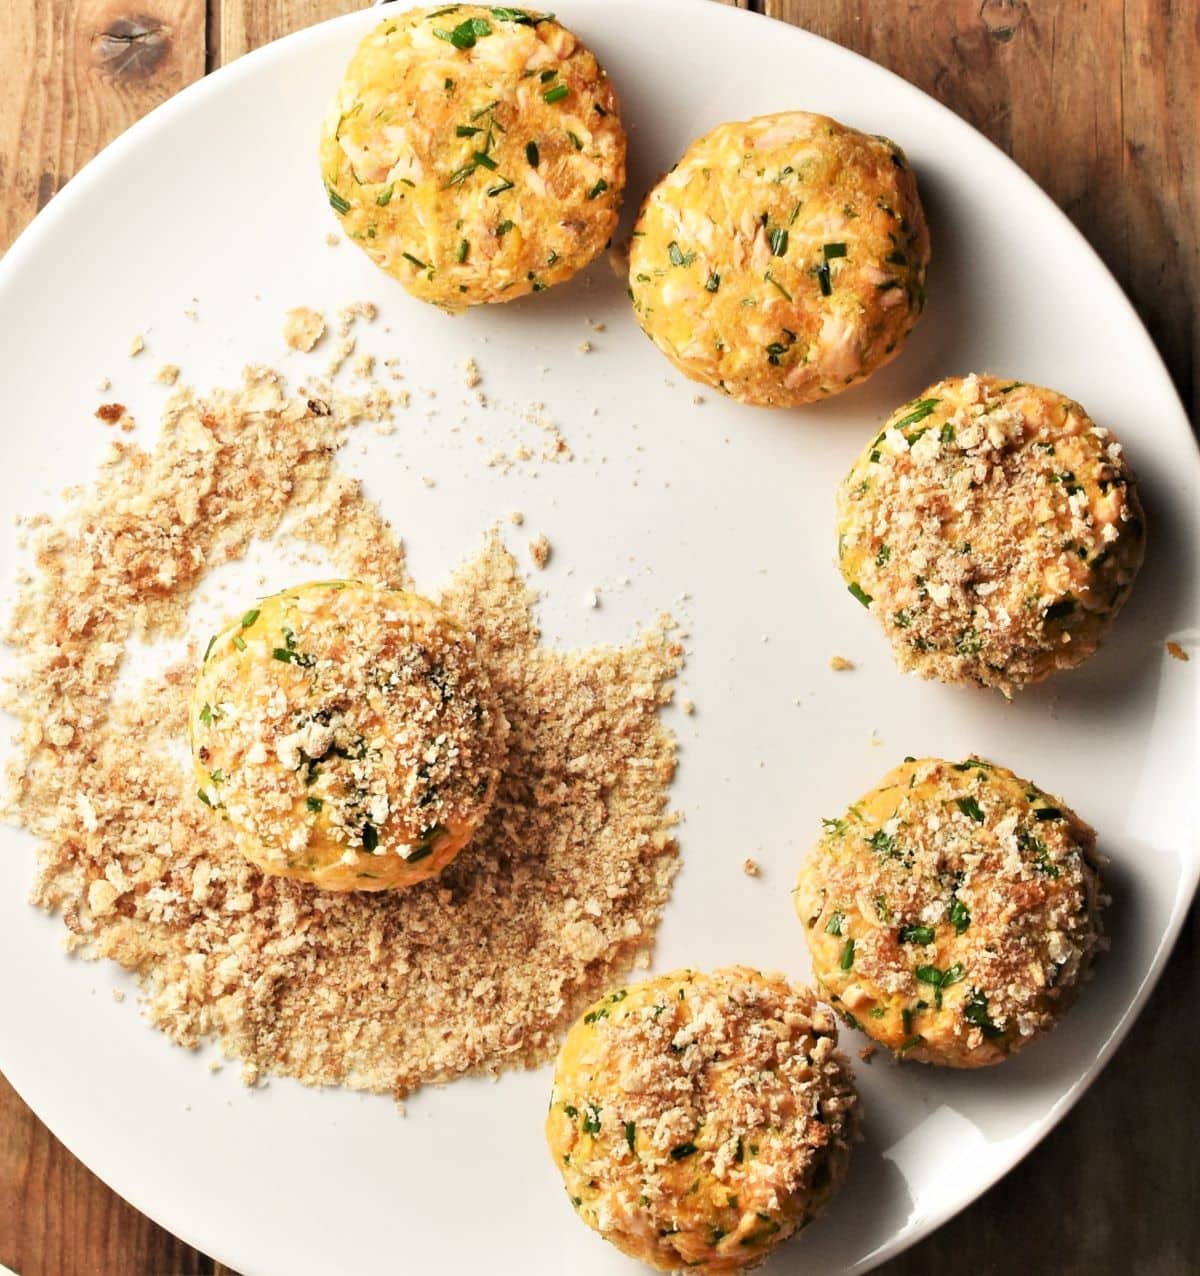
1, 2, 1195, 1272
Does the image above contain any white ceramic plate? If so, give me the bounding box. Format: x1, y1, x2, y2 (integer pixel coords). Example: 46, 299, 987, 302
0, 3, 1196, 1273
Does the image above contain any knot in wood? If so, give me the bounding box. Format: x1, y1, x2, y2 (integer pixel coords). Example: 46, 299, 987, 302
979, 0, 1026, 42
92, 15, 169, 78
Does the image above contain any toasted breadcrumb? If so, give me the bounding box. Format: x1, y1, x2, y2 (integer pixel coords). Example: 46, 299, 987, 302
3, 369, 682, 1100
155, 364, 180, 386
282, 307, 325, 353
128, 335, 145, 357
463, 358, 482, 389
509, 511, 525, 526
1166, 640, 1190, 662
741, 857, 760, 877
528, 535, 551, 570
829, 654, 855, 671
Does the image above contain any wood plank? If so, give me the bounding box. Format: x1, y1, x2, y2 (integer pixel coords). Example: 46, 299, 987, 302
761, 0, 1196, 413
0, 0, 207, 252
218, 0, 362, 62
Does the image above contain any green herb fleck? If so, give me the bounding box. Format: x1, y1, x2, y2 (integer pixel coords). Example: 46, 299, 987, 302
768, 226, 788, 256
327, 186, 351, 215
306, 796, 323, 813
670, 1141, 698, 1160
949, 898, 971, 934
543, 83, 569, 104
526, 140, 540, 167
892, 398, 940, 432
840, 938, 856, 971
899, 924, 935, 945
848, 582, 872, 608
376, 184, 394, 207
823, 241, 847, 259
587, 178, 608, 200
956, 796, 985, 823
582, 1104, 602, 1135
824, 911, 845, 936
240, 609, 259, 628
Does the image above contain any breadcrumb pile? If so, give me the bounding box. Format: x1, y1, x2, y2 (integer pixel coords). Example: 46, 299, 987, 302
3, 367, 682, 1097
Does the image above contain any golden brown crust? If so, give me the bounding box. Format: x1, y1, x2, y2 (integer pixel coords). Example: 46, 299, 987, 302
546, 967, 858, 1272
320, 6, 625, 310
795, 757, 1105, 1067
628, 111, 929, 407
837, 374, 1146, 691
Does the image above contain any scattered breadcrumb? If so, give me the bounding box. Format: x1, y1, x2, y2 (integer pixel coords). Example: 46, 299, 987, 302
325, 233, 340, 247
353, 353, 375, 380
282, 307, 325, 353
94, 403, 134, 432
1166, 641, 1190, 662
128, 335, 145, 357
463, 358, 482, 389
577, 341, 592, 355
3, 368, 682, 1100
858, 1045, 876, 1063
742, 857, 761, 877
421, 475, 436, 488
829, 655, 855, 672
96, 377, 111, 392
692, 395, 705, 406
681, 699, 695, 716
528, 535, 551, 570
509, 511, 525, 526
155, 364, 180, 386
337, 301, 377, 336
111, 987, 125, 1003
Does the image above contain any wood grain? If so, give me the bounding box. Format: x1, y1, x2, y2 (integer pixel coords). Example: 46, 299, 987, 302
0, 2, 1195, 1275
0, 0, 206, 253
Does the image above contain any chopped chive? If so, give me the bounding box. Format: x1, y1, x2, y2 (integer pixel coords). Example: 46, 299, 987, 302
768, 226, 788, 256
956, 796, 985, 823
203, 634, 217, 662
326, 186, 350, 215
815, 261, 832, 295
667, 241, 696, 267
197, 789, 213, 808
487, 178, 514, 196
824, 910, 845, 936
376, 184, 395, 206
457, 238, 469, 262
455, 124, 480, 137
949, 899, 971, 933
566, 129, 583, 150
472, 150, 499, 171
898, 924, 935, 945
240, 609, 259, 628
1035, 807, 1064, 822
525, 140, 540, 167
306, 796, 323, 813
401, 251, 429, 270
231, 634, 246, 651
764, 271, 792, 301
823, 241, 847, 259
361, 824, 379, 853
840, 938, 856, 970
705, 271, 720, 293
199, 703, 213, 725
496, 219, 514, 236
543, 83, 569, 104
891, 398, 940, 431
587, 178, 608, 200
848, 582, 872, 608
624, 1122, 636, 1153
670, 1141, 698, 1160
